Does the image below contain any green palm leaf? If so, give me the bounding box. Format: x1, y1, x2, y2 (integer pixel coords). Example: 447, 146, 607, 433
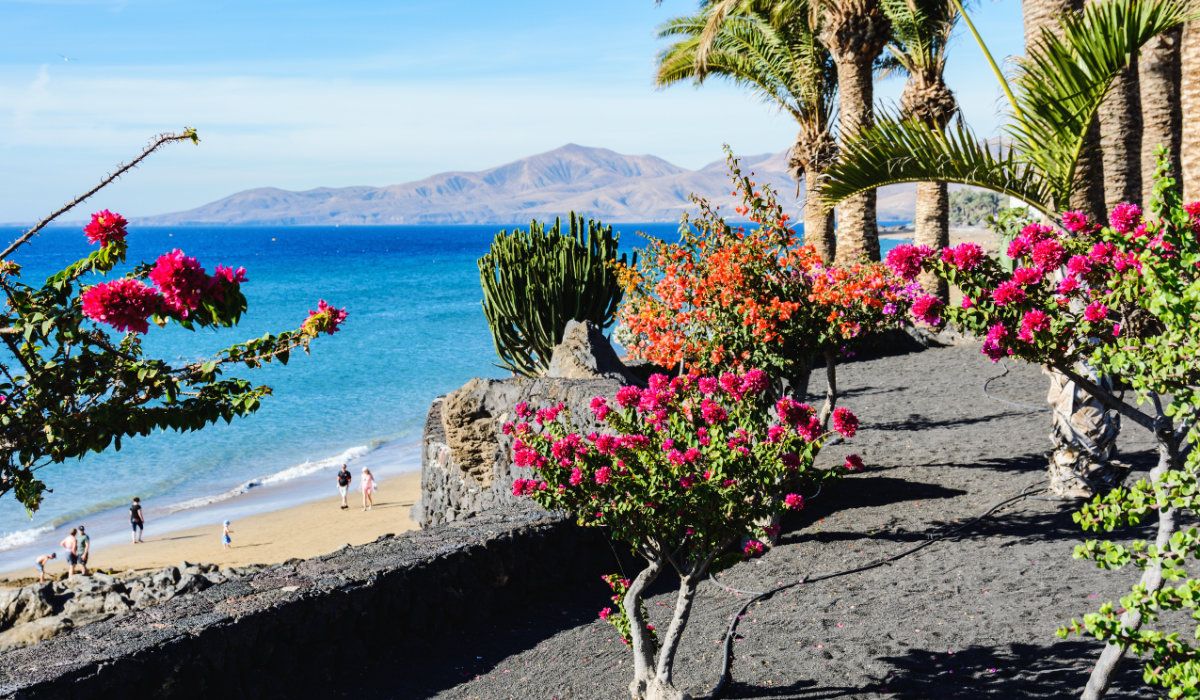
1011, 0, 1193, 204
819, 117, 1057, 217
822, 0, 1193, 215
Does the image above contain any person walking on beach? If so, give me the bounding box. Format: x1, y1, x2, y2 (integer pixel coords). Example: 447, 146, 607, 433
76, 525, 90, 576
361, 467, 376, 511
130, 497, 145, 544
222, 520, 233, 549
59, 528, 79, 579
336, 464, 352, 510
35, 552, 56, 583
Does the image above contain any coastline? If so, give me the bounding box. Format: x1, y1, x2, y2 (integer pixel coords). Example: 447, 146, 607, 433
0, 470, 421, 584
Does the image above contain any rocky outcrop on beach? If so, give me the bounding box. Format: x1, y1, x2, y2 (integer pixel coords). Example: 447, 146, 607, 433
0, 563, 262, 652
0, 505, 614, 699
415, 325, 638, 527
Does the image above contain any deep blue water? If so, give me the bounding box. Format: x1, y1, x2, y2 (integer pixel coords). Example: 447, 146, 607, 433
0, 222, 907, 555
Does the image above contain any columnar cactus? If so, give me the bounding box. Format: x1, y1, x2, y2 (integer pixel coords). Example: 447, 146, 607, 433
479, 213, 635, 377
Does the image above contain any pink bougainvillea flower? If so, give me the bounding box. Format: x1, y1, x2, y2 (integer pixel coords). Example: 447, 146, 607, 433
81, 278, 161, 334
743, 539, 765, 557
911, 294, 944, 326
831, 406, 858, 438
83, 209, 128, 246
1011, 266, 1044, 287
615, 385, 641, 408
1108, 202, 1142, 234
1017, 309, 1050, 343
885, 244, 934, 281
944, 242, 985, 271
1031, 239, 1065, 271
1083, 301, 1109, 323
784, 493, 805, 510
590, 396, 610, 420
844, 454, 865, 471
302, 299, 348, 336
1061, 210, 1091, 233
982, 323, 1009, 361
149, 249, 209, 317
992, 280, 1026, 307
594, 466, 612, 485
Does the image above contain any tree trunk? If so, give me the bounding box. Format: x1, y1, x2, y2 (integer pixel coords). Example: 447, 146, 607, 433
626, 555, 663, 700
1096, 60, 1142, 211
1081, 413, 1179, 699
804, 170, 836, 262
1025, 0, 1106, 218
1181, 22, 1200, 202
818, 350, 839, 429
832, 54, 879, 264
1044, 365, 1122, 498
646, 572, 702, 700
1090, 0, 1141, 213
914, 181, 950, 299
1139, 27, 1182, 206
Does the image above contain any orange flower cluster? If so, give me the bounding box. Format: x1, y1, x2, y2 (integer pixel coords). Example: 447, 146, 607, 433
616, 156, 911, 382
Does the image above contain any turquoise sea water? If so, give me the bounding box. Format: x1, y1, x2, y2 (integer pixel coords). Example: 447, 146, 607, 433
0, 222, 906, 569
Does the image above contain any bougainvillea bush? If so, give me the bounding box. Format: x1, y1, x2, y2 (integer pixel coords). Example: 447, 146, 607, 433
616, 154, 913, 423
0, 131, 345, 512
890, 160, 1200, 698
507, 369, 860, 700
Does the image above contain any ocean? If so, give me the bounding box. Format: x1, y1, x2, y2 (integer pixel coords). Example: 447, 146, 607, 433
0, 222, 906, 571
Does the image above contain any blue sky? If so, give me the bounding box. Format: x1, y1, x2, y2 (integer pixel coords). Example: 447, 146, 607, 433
0, 0, 1024, 220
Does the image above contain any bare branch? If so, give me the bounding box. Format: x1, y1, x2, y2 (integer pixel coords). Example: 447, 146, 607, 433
0, 128, 199, 261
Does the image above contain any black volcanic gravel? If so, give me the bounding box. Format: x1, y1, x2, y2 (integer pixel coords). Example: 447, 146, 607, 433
393, 342, 1165, 700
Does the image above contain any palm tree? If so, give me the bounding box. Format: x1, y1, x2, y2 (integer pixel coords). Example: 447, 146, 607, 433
820, 0, 892, 262
879, 0, 959, 298
1182, 21, 1200, 201
656, 2, 839, 261
692, 0, 891, 262
1139, 27, 1182, 206
818, 2, 1190, 693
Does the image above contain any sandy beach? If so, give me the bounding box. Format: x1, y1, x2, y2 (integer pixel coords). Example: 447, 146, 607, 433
0, 471, 421, 584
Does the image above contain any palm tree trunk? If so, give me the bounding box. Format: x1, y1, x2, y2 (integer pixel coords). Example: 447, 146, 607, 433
833, 54, 880, 264
914, 183, 949, 299
804, 170, 836, 261
1096, 60, 1142, 211
1139, 27, 1182, 205
1182, 22, 1200, 202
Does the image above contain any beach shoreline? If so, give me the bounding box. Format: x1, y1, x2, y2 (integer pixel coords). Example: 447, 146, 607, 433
0, 470, 422, 585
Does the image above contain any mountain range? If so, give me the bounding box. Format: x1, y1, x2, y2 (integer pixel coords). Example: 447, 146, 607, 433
142, 143, 920, 226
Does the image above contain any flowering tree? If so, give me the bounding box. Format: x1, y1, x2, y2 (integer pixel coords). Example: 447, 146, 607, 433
0, 131, 346, 512
506, 369, 860, 700
891, 160, 1200, 698
616, 153, 912, 425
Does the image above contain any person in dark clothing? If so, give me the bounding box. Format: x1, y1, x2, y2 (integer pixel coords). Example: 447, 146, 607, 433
336, 464, 352, 510
130, 497, 145, 543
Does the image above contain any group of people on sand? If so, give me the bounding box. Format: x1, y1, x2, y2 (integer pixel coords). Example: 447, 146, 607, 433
336, 463, 377, 510
35, 524, 91, 583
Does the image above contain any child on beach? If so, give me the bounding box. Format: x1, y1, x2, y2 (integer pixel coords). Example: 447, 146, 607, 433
222, 520, 233, 549
361, 467, 376, 511
35, 552, 56, 583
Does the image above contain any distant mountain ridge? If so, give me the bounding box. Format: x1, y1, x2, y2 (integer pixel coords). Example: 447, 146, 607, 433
142, 143, 919, 226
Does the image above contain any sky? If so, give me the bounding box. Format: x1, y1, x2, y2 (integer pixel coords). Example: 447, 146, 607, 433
0, 0, 1025, 221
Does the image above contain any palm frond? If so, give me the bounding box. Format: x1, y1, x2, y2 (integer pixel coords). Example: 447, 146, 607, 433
1010, 0, 1194, 206
819, 117, 1057, 217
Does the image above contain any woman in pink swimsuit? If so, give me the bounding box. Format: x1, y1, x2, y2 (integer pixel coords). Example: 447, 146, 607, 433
360, 467, 376, 511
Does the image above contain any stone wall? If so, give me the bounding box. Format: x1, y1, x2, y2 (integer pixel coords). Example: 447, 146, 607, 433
414, 375, 621, 527
0, 505, 613, 699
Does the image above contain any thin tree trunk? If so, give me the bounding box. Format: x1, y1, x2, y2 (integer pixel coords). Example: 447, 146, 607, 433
626, 554, 663, 700
1081, 413, 1179, 699
1044, 364, 1121, 498
832, 55, 879, 264
1139, 27, 1182, 206
1181, 22, 1200, 202
647, 573, 702, 700
818, 349, 839, 429
804, 169, 836, 262
914, 181, 950, 299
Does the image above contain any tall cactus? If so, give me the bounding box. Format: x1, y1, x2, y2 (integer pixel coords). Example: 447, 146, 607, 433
479, 213, 636, 377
